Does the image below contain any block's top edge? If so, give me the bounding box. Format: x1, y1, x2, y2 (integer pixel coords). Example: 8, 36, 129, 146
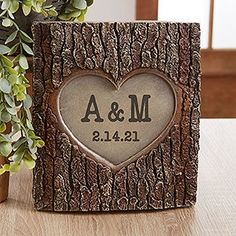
32, 21, 200, 27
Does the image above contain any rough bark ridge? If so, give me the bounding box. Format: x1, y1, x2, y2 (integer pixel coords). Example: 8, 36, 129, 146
32, 22, 201, 212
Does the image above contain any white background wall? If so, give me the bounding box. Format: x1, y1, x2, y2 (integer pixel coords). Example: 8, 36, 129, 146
213, 0, 236, 48
86, 0, 135, 22
86, 0, 236, 49
158, 0, 210, 48
158, 0, 236, 49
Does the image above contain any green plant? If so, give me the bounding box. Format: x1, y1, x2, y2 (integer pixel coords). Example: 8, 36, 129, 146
0, 0, 93, 175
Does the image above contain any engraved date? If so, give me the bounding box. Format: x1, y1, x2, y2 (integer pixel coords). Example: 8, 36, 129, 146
92, 131, 140, 142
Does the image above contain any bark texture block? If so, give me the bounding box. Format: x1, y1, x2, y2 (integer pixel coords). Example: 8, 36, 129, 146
32, 22, 201, 212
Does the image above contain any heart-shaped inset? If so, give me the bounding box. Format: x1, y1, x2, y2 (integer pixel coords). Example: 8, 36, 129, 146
58, 72, 176, 167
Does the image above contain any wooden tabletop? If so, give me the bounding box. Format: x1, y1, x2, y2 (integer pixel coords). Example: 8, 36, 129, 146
0, 119, 236, 236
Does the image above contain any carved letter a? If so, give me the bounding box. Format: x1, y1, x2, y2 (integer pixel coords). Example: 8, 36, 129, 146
81, 95, 104, 122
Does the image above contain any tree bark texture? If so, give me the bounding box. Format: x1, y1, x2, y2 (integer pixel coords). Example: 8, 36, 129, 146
32, 22, 201, 212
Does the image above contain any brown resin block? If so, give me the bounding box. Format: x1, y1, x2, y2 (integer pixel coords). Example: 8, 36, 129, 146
32, 22, 201, 212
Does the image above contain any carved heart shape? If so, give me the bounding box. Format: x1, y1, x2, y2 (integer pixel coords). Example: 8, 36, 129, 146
58, 72, 176, 168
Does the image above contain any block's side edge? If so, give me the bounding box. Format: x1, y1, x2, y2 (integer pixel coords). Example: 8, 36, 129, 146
32, 23, 55, 211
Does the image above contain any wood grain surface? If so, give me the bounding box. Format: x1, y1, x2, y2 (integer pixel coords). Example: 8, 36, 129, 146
136, 0, 158, 20
201, 76, 236, 118
0, 119, 236, 236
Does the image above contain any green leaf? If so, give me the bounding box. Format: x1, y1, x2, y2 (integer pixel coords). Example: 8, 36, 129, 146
0, 110, 11, 122
0, 122, 6, 133
0, 168, 6, 175
36, 139, 45, 148
0, 78, 11, 93
78, 9, 87, 21
73, 0, 87, 10
11, 123, 20, 135
0, 142, 12, 157
16, 92, 26, 101
29, 145, 37, 154
22, 43, 33, 55
68, 10, 81, 18
9, 0, 19, 13
22, 4, 31, 16
86, 0, 93, 7
11, 116, 20, 124
12, 84, 19, 95
1, 54, 13, 67
25, 108, 32, 121
0, 10, 7, 18
0, 164, 10, 175
8, 10, 14, 19
22, 0, 32, 7
58, 14, 71, 21
4, 94, 15, 108
48, 8, 58, 17
19, 54, 28, 69
26, 119, 33, 130
12, 144, 25, 162
4, 94, 15, 107
28, 130, 37, 139
6, 106, 17, 115
0, 134, 11, 142
1, 1, 10, 10
0, 44, 10, 54
33, 2, 42, 13
0, 103, 4, 112
13, 138, 26, 151
31, 153, 37, 160
23, 156, 35, 169
5, 31, 18, 44
9, 162, 20, 173
5, 66, 17, 75
2, 18, 13, 27
7, 74, 17, 85
20, 31, 33, 43
8, 43, 19, 55
23, 94, 32, 109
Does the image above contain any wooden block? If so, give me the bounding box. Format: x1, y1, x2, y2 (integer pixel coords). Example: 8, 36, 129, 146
32, 22, 201, 212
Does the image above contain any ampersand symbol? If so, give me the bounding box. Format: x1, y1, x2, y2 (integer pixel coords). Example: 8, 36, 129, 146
108, 102, 124, 122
